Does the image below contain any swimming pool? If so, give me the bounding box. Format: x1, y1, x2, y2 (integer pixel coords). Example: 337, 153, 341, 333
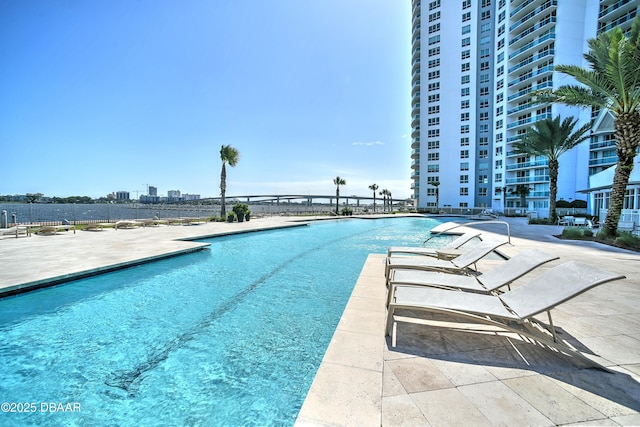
0, 217, 453, 426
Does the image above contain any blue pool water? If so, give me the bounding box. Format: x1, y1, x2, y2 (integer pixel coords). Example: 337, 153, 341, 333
0, 217, 453, 426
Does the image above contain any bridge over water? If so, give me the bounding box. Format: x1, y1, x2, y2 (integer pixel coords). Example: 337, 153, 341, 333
201, 194, 410, 206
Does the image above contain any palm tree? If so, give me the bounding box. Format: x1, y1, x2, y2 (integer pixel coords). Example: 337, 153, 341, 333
333, 176, 346, 214
509, 185, 531, 211
429, 181, 440, 212
512, 115, 591, 223
219, 145, 239, 217
369, 184, 379, 212
379, 189, 389, 212
537, 16, 640, 235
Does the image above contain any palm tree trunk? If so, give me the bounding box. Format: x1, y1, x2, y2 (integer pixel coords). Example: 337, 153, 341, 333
335, 187, 340, 214
220, 163, 227, 217
603, 112, 640, 235
549, 159, 559, 223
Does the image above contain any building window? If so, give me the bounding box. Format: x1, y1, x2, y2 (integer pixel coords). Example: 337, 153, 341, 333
480, 112, 489, 121
479, 149, 488, 158
461, 50, 470, 59
496, 65, 504, 76
495, 146, 503, 156
460, 202, 468, 208
460, 125, 469, 134
428, 164, 440, 172
428, 58, 440, 68
478, 174, 488, 184
429, 11, 441, 21
497, 38, 504, 50
428, 152, 439, 161
460, 149, 469, 158
496, 106, 503, 116
498, 10, 505, 22
461, 112, 470, 121
495, 173, 503, 183
480, 74, 489, 83
497, 52, 504, 62
481, 10, 491, 20
428, 105, 440, 114
428, 94, 440, 103
460, 137, 469, 146
462, 0, 471, 9
427, 176, 439, 183
428, 129, 439, 137
460, 188, 469, 196
460, 174, 469, 184
460, 162, 469, 171
462, 25, 471, 34
481, 23, 491, 33
428, 117, 439, 126
480, 86, 489, 96
461, 100, 470, 109
428, 47, 440, 56
480, 61, 490, 71
428, 35, 440, 45
498, 24, 505, 36
429, 23, 440, 33
428, 70, 440, 80
428, 82, 440, 91
496, 93, 504, 103
496, 119, 503, 129
478, 188, 488, 197
462, 37, 471, 47
429, 0, 441, 10
495, 159, 503, 169
461, 62, 470, 72
461, 75, 470, 84
461, 87, 470, 96
479, 124, 489, 133
428, 140, 440, 149
479, 137, 488, 146
480, 99, 489, 108
496, 79, 504, 90
462, 12, 471, 22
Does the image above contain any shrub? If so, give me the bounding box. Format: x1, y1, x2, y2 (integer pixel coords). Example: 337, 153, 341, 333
561, 228, 583, 240
528, 217, 554, 225
614, 232, 640, 251
583, 229, 594, 238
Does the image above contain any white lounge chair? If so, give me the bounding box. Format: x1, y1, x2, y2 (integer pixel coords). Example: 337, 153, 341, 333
386, 261, 626, 369
387, 231, 482, 258
387, 249, 558, 305
385, 239, 508, 279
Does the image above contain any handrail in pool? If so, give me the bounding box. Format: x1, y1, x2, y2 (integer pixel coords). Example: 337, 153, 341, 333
423, 220, 511, 245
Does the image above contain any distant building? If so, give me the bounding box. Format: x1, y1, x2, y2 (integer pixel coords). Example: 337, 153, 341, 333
115, 191, 130, 201
139, 195, 161, 203
183, 193, 201, 201
148, 186, 158, 196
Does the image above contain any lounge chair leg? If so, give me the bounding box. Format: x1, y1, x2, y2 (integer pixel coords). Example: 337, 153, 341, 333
547, 311, 557, 342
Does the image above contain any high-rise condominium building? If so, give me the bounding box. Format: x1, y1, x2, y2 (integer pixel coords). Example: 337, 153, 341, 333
411, 0, 639, 215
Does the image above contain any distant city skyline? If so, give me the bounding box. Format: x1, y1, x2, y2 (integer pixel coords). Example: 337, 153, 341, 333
1, 1, 412, 199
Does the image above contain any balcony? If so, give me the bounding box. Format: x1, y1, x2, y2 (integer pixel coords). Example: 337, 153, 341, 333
510, 0, 557, 33
507, 103, 534, 115
599, 0, 634, 20
509, 33, 555, 62
599, 9, 637, 32
411, 181, 420, 190
411, 170, 420, 178
507, 80, 553, 102
505, 175, 550, 184
506, 159, 549, 170
508, 65, 553, 88
507, 112, 552, 130
411, 148, 420, 158
411, 137, 420, 149
589, 156, 618, 166
509, 16, 556, 48
508, 49, 554, 74
510, 0, 537, 20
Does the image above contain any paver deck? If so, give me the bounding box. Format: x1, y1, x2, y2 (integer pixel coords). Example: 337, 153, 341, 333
1, 215, 639, 426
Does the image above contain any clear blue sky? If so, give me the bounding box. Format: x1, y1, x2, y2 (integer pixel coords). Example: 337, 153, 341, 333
1, 1, 411, 199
